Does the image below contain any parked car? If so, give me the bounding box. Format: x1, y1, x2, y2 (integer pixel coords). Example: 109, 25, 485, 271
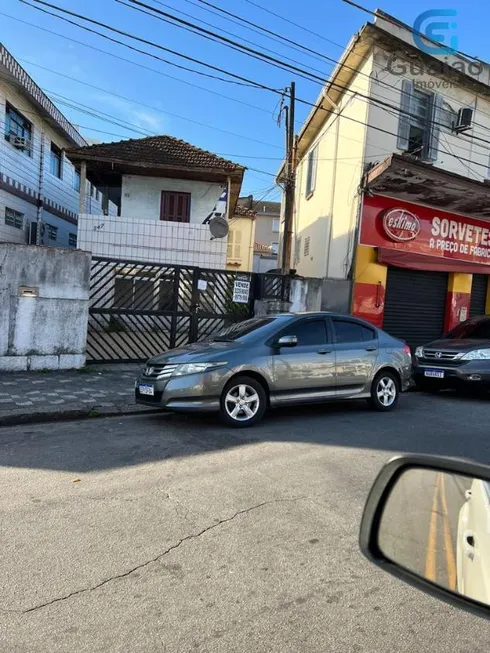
413, 315, 490, 391
135, 312, 412, 427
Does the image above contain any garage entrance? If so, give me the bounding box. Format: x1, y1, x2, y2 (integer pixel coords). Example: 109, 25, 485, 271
383, 267, 448, 351
470, 274, 488, 318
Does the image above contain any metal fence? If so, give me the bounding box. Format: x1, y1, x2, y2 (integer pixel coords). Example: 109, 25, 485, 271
87, 256, 290, 363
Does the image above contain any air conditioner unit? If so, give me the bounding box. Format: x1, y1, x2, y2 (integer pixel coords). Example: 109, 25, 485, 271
453, 107, 473, 133
9, 135, 30, 149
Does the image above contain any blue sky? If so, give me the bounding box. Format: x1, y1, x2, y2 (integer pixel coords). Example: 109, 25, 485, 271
1, 0, 486, 199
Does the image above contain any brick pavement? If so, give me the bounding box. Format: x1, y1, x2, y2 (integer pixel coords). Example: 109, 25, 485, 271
0, 366, 160, 425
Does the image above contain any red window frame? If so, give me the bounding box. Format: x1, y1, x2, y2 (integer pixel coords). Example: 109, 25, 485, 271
160, 190, 191, 223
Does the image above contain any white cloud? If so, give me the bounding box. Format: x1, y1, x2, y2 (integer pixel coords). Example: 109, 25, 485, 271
93, 94, 166, 134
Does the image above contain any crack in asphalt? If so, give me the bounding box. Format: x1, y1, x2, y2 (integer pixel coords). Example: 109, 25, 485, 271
2, 496, 307, 615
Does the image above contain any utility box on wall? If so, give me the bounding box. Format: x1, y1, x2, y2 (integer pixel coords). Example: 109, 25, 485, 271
0, 244, 91, 371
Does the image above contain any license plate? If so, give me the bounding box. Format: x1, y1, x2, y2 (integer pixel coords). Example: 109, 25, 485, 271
138, 383, 154, 396
424, 370, 445, 379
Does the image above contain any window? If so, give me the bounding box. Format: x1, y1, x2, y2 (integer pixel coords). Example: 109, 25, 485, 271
50, 142, 62, 178
304, 236, 310, 257
281, 319, 328, 347
447, 318, 490, 340
271, 242, 279, 254
5, 103, 32, 154
333, 319, 376, 344
46, 224, 58, 241
5, 207, 24, 229
397, 80, 441, 161
227, 229, 241, 259
272, 217, 280, 233
68, 233, 77, 248
96, 188, 101, 202
74, 169, 81, 192
305, 145, 318, 197
160, 191, 191, 222
90, 183, 94, 198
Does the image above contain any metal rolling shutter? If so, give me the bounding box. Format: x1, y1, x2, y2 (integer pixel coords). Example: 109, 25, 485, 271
383, 267, 448, 351
470, 274, 488, 318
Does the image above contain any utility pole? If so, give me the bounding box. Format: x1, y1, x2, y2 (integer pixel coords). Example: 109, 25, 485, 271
281, 81, 295, 273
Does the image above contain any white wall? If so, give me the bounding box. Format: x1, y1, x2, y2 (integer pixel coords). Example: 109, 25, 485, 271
121, 175, 224, 223
0, 243, 91, 371
366, 46, 490, 181
78, 214, 227, 269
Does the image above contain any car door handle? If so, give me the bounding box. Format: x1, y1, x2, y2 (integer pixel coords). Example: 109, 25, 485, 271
317, 349, 332, 355
365, 347, 377, 352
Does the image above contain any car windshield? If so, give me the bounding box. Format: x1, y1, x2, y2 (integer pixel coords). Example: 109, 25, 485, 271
211, 317, 276, 342
446, 319, 490, 340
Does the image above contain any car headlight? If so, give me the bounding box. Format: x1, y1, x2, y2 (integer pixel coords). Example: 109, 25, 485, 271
172, 362, 228, 376
415, 346, 423, 358
461, 349, 490, 360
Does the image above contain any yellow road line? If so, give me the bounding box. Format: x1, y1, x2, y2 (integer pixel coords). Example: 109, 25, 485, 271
440, 473, 457, 591
425, 473, 441, 582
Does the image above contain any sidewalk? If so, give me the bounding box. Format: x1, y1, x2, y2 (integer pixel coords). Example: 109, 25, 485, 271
0, 365, 162, 427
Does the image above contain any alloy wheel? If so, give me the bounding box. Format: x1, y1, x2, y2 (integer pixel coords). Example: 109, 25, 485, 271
224, 384, 260, 422
376, 377, 397, 407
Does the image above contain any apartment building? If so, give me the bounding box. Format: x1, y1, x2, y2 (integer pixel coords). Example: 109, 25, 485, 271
0, 44, 108, 249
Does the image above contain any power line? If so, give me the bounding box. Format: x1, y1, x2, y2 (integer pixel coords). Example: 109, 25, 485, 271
20, 0, 260, 88
145, 0, 329, 78
119, 0, 326, 85
21, 0, 490, 171
0, 10, 275, 117
340, 0, 483, 63
14, 58, 284, 150
242, 0, 345, 49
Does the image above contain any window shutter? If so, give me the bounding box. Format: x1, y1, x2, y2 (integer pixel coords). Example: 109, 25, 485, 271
428, 93, 444, 161
397, 79, 413, 151
227, 230, 234, 258
234, 230, 242, 259
160, 191, 191, 222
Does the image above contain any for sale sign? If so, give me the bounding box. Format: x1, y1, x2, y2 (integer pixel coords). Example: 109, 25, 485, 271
232, 275, 250, 303
360, 195, 490, 266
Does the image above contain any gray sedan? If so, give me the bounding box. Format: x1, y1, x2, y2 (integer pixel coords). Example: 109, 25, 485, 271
135, 312, 412, 427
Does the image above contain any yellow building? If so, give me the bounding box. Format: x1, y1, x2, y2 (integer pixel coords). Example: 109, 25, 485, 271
281, 10, 490, 349
226, 206, 256, 272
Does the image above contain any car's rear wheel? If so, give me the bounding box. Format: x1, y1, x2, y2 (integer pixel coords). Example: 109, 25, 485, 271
369, 371, 399, 412
220, 376, 267, 428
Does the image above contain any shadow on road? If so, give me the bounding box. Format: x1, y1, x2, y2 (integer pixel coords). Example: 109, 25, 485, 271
0, 390, 487, 472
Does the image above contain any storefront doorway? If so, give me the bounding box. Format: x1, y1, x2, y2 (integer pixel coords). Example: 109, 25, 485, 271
470, 274, 488, 318
383, 267, 448, 350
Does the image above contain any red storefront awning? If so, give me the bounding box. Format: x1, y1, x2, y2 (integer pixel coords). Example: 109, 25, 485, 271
377, 248, 490, 275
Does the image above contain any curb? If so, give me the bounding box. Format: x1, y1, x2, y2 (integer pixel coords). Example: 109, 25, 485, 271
0, 403, 163, 428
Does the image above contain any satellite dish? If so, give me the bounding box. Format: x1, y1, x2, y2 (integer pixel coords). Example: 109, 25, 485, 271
209, 215, 229, 238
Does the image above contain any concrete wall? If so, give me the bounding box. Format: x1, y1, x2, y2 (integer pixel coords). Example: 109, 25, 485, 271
0, 243, 90, 371
78, 214, 227, 269
289, 277, 323, 312
120, 175, 224, 223
253, 253, 278, 273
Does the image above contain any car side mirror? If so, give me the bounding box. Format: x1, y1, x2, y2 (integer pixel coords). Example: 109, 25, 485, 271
360, 455, 490, 619
276, 335, 297, 348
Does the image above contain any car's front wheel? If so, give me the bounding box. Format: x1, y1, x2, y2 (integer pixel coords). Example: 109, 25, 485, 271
369, 371, 399, 412
220, 376, 267, 427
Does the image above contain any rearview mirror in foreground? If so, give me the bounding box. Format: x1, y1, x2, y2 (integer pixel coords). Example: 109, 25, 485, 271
360, 455, 490, 619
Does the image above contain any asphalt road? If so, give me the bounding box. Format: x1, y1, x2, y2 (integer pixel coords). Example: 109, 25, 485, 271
1, 390, 490, 652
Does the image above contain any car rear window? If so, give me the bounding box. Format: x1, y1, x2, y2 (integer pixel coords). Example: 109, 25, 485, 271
333, 320, 376, 344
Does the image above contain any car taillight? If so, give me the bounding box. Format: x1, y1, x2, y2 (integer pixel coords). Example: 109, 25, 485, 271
403, 345, 411, 355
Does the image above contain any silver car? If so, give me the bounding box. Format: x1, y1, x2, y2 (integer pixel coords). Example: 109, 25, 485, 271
135, 312, 412, 427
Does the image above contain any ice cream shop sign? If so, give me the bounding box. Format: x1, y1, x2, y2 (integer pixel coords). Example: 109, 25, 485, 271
361, 195, 490, 265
